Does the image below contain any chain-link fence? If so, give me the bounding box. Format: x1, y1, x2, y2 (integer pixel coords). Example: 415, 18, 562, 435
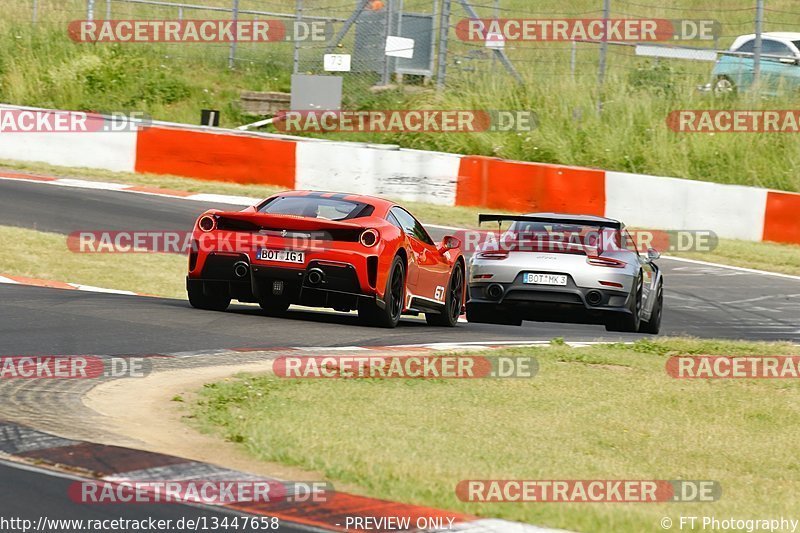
8, 0, 796, 110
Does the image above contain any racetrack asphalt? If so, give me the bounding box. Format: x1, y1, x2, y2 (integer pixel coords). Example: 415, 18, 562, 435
0, 177, 798, 357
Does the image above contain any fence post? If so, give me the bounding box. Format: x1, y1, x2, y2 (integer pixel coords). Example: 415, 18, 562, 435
32, 0, 38, 24
106, 0, 111, 19
597, 0, 610, 111
229, 0, 240, 69
87, 0, 95, 20
436, 0, 451, 90
571, 40, 577, 80
753, 0, 764, 87
293, 0, 303, 74
381, 0, 395, 85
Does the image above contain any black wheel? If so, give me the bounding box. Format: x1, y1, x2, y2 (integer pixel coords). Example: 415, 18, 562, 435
466, 302, 522, 326
605, 275, 643, 333
639, 282, 663, 335
359, 256, 405, 328
426, 262, 464, 327
713, 76, 736, 97
187, 281, 231, 311
259, 297, 290, 315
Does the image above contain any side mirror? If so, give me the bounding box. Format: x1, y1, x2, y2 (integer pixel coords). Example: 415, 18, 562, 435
647, 248, 661, 261
438, 235, 461, 254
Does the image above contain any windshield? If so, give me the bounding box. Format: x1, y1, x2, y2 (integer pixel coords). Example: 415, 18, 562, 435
507, 221, 605, 249
258, 196, 370, 221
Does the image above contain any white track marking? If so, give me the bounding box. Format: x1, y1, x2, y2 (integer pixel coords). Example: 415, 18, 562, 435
661, 255, 800, 281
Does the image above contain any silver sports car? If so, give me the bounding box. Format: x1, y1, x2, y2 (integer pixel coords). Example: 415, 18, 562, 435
466, 213, 663, 334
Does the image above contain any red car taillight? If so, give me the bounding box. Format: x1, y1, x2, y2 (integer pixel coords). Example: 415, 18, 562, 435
360, 228, 379, 247
198, 215, 216, 232
587, 256, 626, 268
477, 250, 509, 260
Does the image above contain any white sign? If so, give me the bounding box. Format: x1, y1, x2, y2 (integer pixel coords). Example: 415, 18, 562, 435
323, 53, 352, 72
385, 36, 415, 59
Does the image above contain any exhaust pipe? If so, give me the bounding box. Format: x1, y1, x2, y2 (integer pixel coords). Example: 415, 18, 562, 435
233, 261, 249, 278
486, 283, 504, 300
307, 268, 325, 286
586, 290, 603, 306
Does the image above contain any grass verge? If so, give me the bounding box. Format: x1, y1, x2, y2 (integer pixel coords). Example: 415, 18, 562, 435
191, 338, 800, 532
0, 225, 186, 298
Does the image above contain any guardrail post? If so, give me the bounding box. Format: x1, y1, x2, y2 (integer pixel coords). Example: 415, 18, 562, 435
229, 0, 240, 69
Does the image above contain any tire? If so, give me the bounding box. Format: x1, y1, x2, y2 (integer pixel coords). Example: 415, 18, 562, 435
426, 262, 464, 327
259, 297, 290, 315
187, 281, 231, 312
713, 76, 736, 97
605, 275, 643, 333
466, 302, 522, 326
359, 256, 405, 328
639, 282, 663, 335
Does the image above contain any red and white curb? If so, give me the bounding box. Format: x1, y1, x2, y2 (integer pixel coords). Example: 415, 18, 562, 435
0, 273, 154, 297
0, 421, 569, 533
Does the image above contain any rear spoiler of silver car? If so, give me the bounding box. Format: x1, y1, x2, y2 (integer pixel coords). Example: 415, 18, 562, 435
478, 214, 623, 230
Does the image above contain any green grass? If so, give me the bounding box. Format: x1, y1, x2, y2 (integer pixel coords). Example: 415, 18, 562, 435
3, 1, 800, 191
191, 338, 800, 532
0, 225, 186, 298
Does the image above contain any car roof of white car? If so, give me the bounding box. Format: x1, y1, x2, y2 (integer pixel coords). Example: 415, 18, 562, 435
730, 32, 800, 50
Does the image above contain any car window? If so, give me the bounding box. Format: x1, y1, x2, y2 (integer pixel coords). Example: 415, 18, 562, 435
734, 39, 754, 54
259, 196, 372, 221
761, 39, 795, 57
390, 207, 434, 245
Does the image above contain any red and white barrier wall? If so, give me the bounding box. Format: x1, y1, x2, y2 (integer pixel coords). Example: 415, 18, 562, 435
2, 104, 798, 245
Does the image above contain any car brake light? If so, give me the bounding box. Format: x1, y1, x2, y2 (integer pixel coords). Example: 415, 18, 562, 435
473, 273, 494, 279
587, 256, 626, 268
477, 250, 509, 260
198, 215, 216, 232
360, 228, 379, 247
599, 280, 624, 288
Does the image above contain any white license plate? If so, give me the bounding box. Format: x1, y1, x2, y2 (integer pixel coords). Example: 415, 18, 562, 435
524, 273, 568, 286
258, 249, 305, 264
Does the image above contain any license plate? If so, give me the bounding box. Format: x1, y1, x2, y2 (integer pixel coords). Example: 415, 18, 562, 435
524, 273, 568, 286
258, 249, 305, 264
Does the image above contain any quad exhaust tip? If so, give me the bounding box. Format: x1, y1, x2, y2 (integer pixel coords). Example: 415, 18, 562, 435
486, 283, 504, 300
233, 261, 249, 278
307, 268, 325, 286
586, 290, 603, 306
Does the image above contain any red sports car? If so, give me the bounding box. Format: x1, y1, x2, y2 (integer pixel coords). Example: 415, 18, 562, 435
186, 191, 465, 328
